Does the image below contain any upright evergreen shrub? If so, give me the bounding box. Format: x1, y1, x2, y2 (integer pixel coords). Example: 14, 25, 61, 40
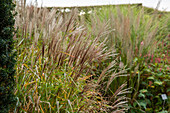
0, 0, 16, 112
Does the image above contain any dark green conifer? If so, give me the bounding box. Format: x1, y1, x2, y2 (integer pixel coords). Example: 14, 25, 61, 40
0, 0, 16, 112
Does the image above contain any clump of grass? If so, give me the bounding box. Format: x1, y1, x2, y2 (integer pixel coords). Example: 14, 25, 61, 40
14, 0, 130, 112
90, 5, 169, 66
84, 4, 169, 111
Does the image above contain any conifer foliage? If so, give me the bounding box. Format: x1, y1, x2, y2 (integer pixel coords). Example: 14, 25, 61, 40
0, 0, 16, 112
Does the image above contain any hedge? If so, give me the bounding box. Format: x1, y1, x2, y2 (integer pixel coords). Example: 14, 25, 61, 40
0, 0, 16, 112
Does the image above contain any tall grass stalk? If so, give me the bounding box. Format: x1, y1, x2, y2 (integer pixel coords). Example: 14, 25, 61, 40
85, 5, 169, 108
14, 0, 130, 112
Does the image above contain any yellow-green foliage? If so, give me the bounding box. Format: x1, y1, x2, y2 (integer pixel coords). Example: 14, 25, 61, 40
14, 1, 130, 112
14, 0, 170, 112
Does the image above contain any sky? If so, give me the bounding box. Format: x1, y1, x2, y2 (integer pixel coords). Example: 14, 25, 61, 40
25, 0, 170, 11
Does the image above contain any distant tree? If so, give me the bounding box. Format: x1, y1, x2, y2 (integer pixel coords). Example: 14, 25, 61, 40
0, 0, 16, 112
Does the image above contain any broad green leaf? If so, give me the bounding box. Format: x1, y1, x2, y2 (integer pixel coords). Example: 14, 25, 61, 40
138, 93, 145, 98
147, 76, 154, 80
140, 89, 148, 93
158, 110, 168, 113
154, 81, 163, 85
167, 88, 170, 92
139, 100, 147, 109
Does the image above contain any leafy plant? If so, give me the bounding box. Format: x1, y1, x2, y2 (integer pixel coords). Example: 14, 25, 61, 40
131, 36, 170, 112
0, 0, 16, 112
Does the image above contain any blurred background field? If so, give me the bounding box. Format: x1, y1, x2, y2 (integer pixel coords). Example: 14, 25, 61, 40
24, 0, 170, 12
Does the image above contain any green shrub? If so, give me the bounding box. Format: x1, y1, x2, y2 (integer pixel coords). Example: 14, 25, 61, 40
0, 0, 16, 112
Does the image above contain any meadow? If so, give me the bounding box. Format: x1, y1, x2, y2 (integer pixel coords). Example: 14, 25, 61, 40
13, 0, 170, 112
